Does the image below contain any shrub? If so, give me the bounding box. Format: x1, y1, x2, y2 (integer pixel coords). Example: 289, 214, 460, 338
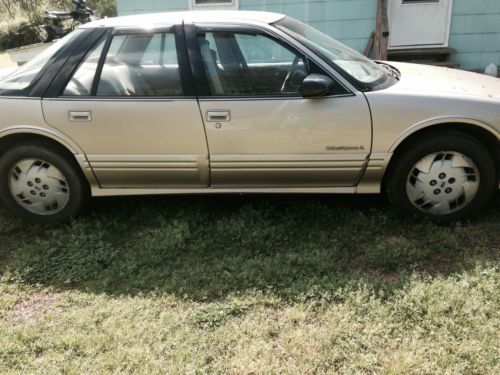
0, 1, 117, 50
0, 18, 43, 50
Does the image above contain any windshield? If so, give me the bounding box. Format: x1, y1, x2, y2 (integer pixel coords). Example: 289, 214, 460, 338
275, 17, 389, 89
0, 30, 83, 96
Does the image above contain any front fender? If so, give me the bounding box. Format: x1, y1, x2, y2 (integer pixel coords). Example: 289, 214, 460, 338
389, 116, 500, 153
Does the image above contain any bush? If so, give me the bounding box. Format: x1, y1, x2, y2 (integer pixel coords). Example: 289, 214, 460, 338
46, 0, 117, 18
0, 18, 43, 50
0, 1, 117, 50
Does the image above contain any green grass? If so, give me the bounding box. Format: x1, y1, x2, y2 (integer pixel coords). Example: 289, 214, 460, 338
0, 193, 499, 374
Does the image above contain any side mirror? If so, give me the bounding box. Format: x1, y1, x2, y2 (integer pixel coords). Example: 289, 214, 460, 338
300, 74, 335, 97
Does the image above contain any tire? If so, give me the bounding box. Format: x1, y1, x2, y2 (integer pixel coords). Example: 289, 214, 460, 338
386, 132, 496, 223
44, 26, 57, 42
0, 144, 88, 223
36, 26, 49, 43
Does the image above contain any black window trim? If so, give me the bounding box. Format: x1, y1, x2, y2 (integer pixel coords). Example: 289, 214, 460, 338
184, 22, 353, 100
26, 28, 96, 98
43, 27, 110, 98
50, 25, 197, 99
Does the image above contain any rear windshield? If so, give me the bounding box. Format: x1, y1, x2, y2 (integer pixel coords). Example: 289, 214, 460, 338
0, 30, 82, 96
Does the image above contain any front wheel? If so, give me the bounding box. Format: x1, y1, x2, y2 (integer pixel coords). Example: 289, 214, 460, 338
0, 145, 88, 222
386, 133, 496, 222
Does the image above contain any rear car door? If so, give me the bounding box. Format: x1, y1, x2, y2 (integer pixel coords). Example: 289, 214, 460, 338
42, 26, 209, 189
187, 24, 372, 188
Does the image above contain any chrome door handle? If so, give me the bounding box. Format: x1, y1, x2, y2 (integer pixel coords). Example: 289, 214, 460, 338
69, 111, 92, 122
207, 110, 230, 122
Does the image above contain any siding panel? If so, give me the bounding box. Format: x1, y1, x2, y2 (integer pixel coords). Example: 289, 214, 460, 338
240, 0, 376, 52
115, 0, 500, 70
116, 0, 376, 52
450, 0, 500, 69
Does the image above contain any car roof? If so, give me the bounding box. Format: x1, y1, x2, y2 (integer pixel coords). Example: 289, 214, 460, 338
81, 10, 286, 29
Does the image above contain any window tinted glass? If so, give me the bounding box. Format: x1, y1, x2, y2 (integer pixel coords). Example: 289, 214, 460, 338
141, 33, 178, 65
63, 39, 105, 96
198, 31, 331, 96
235, 34, 296, 64
276, 17, 389, 88
96, 32, 183, 96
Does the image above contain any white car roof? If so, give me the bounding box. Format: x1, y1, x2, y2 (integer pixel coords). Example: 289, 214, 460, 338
81, 10, 286, 29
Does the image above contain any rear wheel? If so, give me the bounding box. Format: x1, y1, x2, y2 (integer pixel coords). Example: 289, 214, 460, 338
0, 145, 88, 222
386, 133, 496, 222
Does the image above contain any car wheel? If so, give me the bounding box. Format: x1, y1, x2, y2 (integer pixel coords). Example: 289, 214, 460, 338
0, 144, 88, 223
386, 132, 496, 222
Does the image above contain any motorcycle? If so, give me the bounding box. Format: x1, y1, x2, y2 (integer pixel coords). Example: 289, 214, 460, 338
38, 0, 98, 42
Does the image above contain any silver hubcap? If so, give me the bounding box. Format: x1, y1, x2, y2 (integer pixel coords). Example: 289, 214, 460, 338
8, 159, 70, 215
406, 151, 479, 215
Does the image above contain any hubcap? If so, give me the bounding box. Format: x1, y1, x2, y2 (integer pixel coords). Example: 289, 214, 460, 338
406, 151, 479, 215
8, 159, 70, 215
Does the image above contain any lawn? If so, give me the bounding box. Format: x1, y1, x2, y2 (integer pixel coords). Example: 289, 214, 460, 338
0, 193, 499, 374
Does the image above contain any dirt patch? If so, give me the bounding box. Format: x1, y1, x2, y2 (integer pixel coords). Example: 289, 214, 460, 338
4, 292, 63, 324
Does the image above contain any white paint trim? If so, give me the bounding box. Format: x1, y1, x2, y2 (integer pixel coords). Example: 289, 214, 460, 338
188, 0, 239, 11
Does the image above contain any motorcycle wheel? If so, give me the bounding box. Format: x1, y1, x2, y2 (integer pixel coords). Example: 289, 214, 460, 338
36, 26, 49, 43
42, 26, 56, 42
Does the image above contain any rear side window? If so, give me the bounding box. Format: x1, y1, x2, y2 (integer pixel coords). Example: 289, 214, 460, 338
62, 32, 184, 97
63, 39, 105, 96
0, 30, 83, 96
97, 32, 183, 96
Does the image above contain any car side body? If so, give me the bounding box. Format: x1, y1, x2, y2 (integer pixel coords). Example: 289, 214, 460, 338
0, 11, 499, 222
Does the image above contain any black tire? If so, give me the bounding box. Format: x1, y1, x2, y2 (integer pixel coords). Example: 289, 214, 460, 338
36, 26, 49, 43
44, 26, 57, 42
0, 144, 88, 223
386, 132, 496, 223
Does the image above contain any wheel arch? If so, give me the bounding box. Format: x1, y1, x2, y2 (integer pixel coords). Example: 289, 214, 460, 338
383, 119, 500, 189
0, 128, 94, 189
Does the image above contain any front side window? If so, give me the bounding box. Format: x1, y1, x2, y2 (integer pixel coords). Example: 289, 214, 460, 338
0, 30, 83, 96
198, 31, 342, 97
95, 32, 183, 96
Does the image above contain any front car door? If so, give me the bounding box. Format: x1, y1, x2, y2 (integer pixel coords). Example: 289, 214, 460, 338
186, 23, 372, 188
42, 26, 209, 189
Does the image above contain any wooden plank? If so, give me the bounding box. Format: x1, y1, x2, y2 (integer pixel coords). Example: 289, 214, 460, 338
364, 31, 375, 57
379, 0, 389, 60
427, 61, 461, 68
388, 47, 457, 56
374, 0, 389, 60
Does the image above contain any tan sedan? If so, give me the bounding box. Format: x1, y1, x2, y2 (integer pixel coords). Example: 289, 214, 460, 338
0, 11, 498, 222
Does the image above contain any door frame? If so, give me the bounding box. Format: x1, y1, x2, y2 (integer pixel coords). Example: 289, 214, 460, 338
41, 24, 211, 189
182, 22, 357, 99
183, 22, 372, 188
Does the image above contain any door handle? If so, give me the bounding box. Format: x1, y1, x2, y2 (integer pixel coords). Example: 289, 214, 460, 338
69, 111, 92, 122
207, 110, 230, 122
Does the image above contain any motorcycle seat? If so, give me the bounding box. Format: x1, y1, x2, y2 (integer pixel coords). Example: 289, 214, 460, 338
45, 10, 73, 18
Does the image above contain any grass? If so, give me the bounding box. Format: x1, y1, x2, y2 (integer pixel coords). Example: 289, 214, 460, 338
0, 193, 499, 374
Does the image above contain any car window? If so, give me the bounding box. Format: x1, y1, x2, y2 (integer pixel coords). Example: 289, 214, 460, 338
141, 33, 178, 66
63, 39, 105, 96
0, 30, 83, 96
235, 34, 296, 64
96, 32, 183, 96
197, 31, 310, 96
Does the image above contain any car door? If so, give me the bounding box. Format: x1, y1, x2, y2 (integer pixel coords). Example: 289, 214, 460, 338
42, 26, 209, 189
187, 24, 372, 188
